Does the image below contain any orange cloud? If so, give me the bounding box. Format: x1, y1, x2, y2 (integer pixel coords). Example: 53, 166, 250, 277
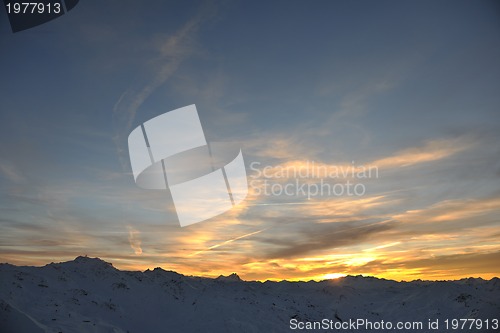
372, 137, 472, 169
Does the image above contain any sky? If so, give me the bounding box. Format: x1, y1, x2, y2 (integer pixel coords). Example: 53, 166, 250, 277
0, 0, 499, 281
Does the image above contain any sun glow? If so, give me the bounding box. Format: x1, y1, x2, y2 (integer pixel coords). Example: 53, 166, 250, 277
323, 273, 347, 279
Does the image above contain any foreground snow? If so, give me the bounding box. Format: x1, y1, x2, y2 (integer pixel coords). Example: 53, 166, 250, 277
0, 256, 498, 332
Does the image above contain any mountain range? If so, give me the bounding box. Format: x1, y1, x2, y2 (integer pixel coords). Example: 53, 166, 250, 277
1, 256, 498, 332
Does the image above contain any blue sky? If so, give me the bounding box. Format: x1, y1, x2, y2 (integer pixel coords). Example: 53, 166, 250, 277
0, 0, 499, 280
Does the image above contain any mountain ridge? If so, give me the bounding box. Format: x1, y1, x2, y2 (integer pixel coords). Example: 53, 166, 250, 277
1, 257, 499, 332
4, 256, 497, 283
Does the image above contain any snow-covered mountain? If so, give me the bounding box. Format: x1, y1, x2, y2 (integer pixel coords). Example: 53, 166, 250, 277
0, 256, 498, 333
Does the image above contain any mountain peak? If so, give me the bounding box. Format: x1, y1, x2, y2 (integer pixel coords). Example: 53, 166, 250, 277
216, 273, 242, 282
73, 256, 113, 266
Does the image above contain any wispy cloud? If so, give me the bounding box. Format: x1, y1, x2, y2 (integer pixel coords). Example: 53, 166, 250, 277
394, 197, 500, 225
0, 161, 26, 184
127, 226, 143, 255
112, 4, 216, 170
372, 137, 473, 169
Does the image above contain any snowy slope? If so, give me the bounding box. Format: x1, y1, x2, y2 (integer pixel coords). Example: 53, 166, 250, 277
0, 257, 498, 333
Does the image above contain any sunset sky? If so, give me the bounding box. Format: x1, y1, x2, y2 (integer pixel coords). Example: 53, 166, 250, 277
1, 0, 499, 281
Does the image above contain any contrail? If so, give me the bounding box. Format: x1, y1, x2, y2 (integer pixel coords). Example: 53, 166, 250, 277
247, 202, 315, 206
189, 228, 268, 256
